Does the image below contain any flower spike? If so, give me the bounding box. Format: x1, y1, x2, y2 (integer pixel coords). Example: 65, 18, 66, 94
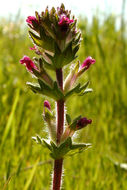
19, 4, 95, 190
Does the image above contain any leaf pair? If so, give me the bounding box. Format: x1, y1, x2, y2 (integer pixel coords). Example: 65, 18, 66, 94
27, 79, 92, 101
33, 136, 91, 159
27, 80, 64, 101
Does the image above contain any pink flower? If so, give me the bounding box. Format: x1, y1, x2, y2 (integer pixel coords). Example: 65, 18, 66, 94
20, 56, 37, 72
44, 100, 51, 110
58, 15, 74, 31
76, 117, 92, 130
26, 16, 38, 25
58, 16, 74, 26
79, 56, 96, 71
29, 46, 36, 50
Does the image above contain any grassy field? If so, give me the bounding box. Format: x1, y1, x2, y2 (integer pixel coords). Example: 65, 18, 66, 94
0, 13, 127, 190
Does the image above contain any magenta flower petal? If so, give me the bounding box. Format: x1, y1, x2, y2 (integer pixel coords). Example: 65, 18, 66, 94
20, 55, 37, 72
58, 16, 74, 26
26, 16, 38, 25
79, 56, 96, 71
76, 117, 92, 130
44, 100, 51, 110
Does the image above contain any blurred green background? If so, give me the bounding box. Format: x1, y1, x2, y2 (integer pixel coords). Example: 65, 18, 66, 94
0, 3, 127, 190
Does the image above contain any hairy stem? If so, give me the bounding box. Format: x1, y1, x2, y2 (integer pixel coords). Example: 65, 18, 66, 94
56, 68, 63, 91
53, 159, 63, 190
56, 99, 64, 144
56, 68, 64, 144
52, 68, 64, 190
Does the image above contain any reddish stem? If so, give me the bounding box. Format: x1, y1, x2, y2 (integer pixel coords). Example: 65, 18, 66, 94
56, 68, 63, 90
52, 68, 64, 190
56, 68, 64, 144
53, 159, 63, 190
56, 100, 64, 144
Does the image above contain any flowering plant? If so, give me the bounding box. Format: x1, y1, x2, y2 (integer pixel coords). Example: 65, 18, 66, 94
20, 4, 95, 190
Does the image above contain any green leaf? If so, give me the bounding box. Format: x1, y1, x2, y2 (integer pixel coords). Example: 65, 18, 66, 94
16, 160, 23, 177
71, 143, 91, 150
29, 31, 44, 47
36, 135, 43, 144
80, 81, 90, 91
1, 89, 20, 150
67, 143, 92, 157
27, 79, 64, 100
50, 141, 57, 150
31, 136, 37, 142
79, 88, 93, 96
26, 82, 42, 94
32, 69, 42, 79
66, 114, 71, 125
41, 20, 56, 40
57, 137, 72, 157
69, 115, 81, 130
65, 84, 81, 99
72, 43, 80, 55
50, 141, 59, 159
24, 158, 39, 190
32, 136, 46, 147
38, 137, 91, 159
29, 31, 55, 53
41, 57, 54, 70
50, 137, 72, 159
35, 11, 40, 21
6, 160, 11, 180
43, 140, 52, 151
48, 42, 78, 69
37, 79, 56, 99
73, 115, 82, 123
64, 81, 91, 99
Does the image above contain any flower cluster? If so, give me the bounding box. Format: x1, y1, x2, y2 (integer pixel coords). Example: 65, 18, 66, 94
19, 3, 95, 154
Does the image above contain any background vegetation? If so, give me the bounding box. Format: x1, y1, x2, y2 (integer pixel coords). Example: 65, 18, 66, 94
0, 11, 127, 190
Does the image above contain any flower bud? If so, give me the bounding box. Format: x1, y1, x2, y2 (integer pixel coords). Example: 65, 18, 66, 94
43, 100, 52, 121
43, 100, 56, 141
20, 56, 38, 72
76, 117, 92, 130
61, 116, 92, 143
44, 100, 51, 111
